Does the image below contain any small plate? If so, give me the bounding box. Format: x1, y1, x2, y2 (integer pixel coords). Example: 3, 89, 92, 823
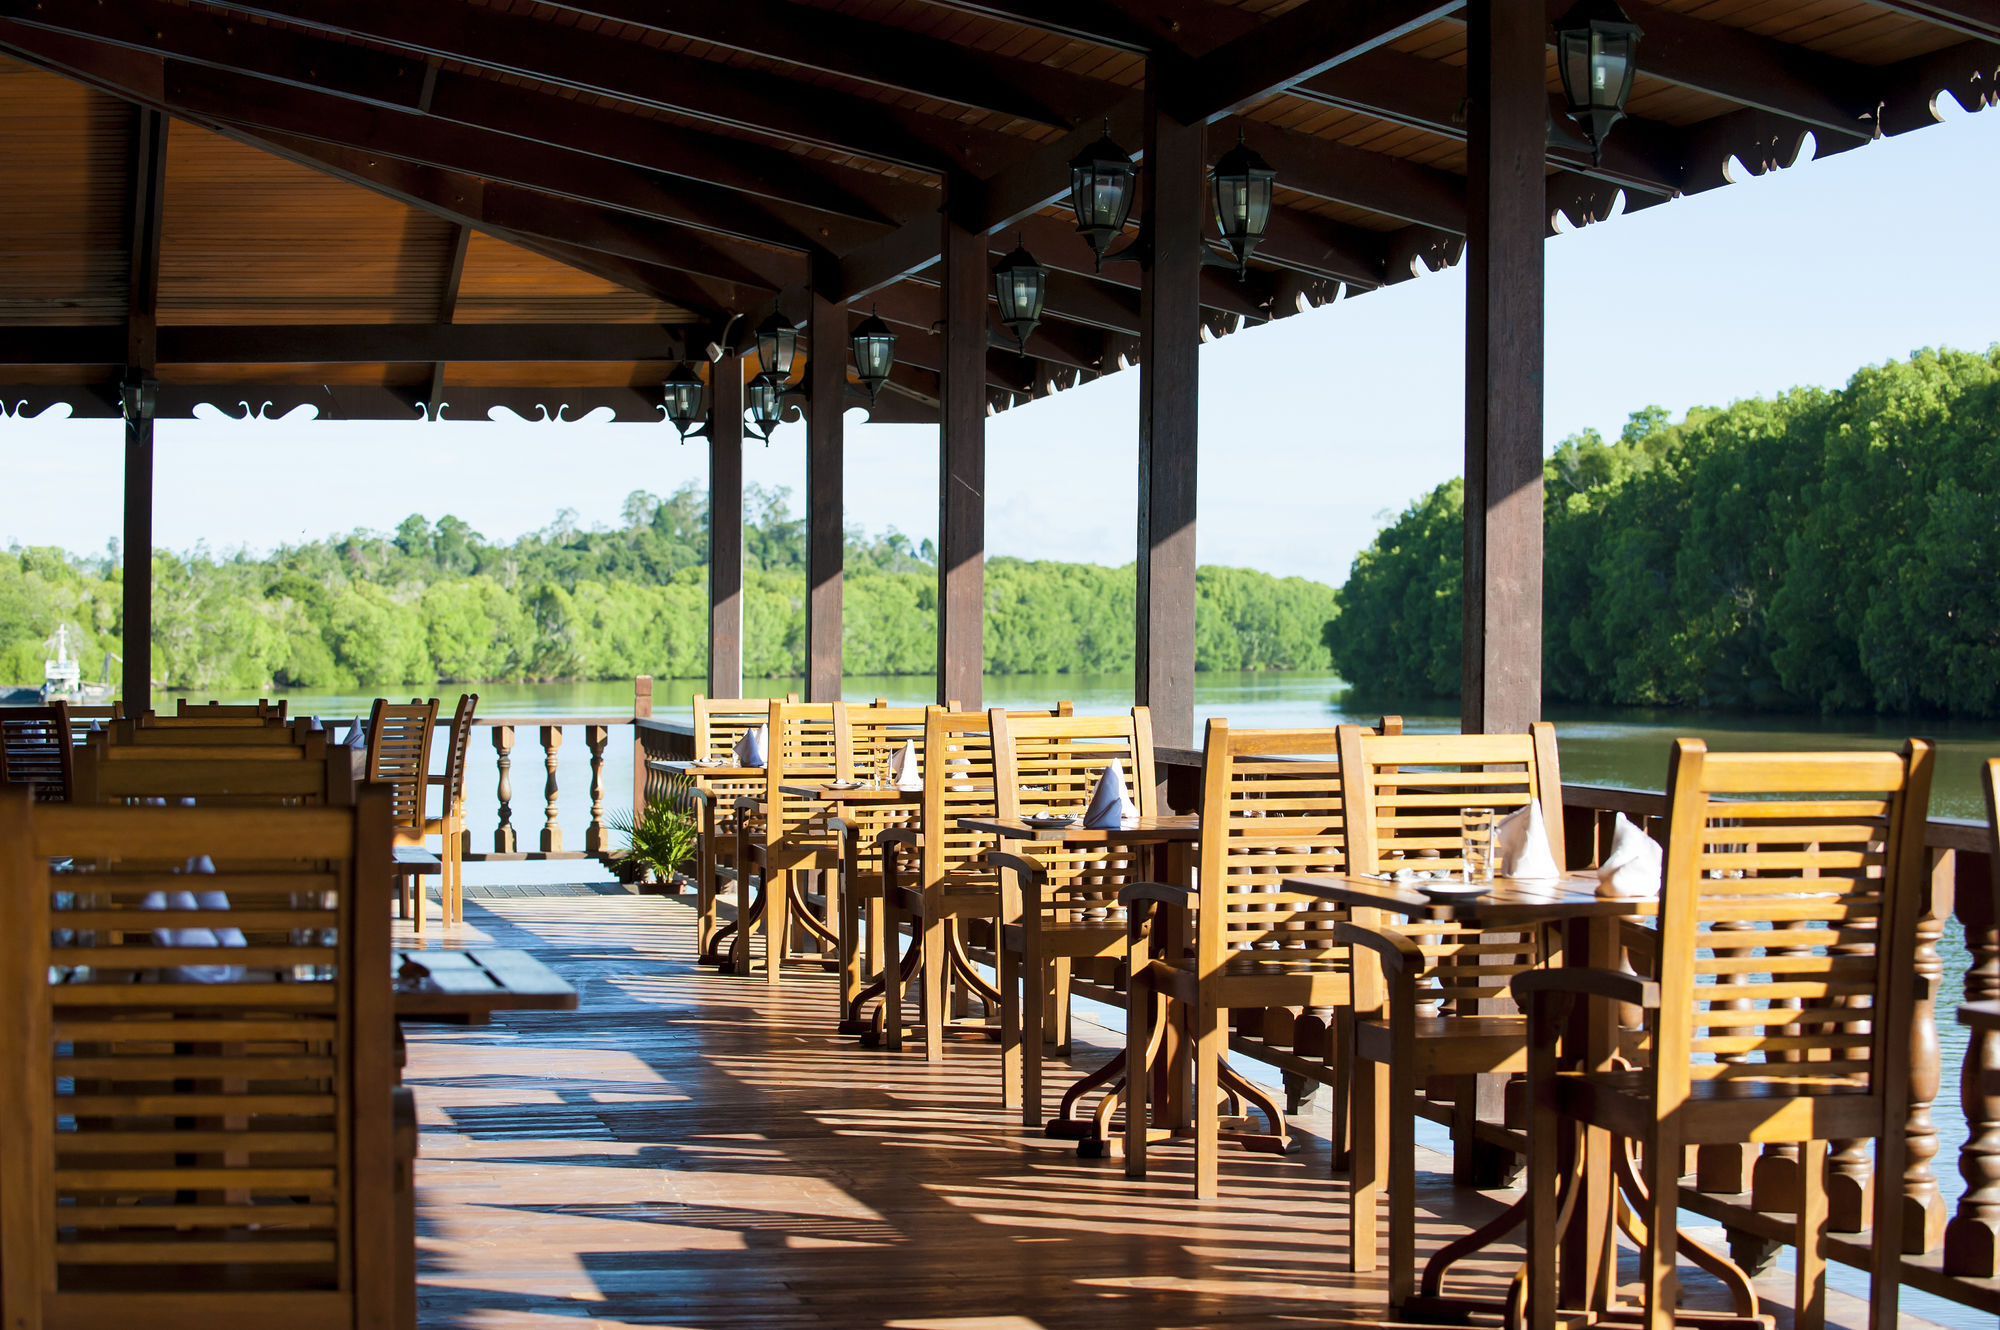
1023, 814, 1082, 828
1414, 880, 1492, 901
823, 780, 860, 790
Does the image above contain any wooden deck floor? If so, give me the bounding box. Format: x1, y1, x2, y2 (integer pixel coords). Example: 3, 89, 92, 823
396, 890, 1920, 1330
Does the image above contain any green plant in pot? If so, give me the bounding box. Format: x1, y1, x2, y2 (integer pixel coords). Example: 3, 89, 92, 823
608, 778, 698, 888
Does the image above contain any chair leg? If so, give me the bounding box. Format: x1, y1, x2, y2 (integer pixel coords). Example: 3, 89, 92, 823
998, 939, 1022, 1110
1643, 1125, 1683, 1330
1051, 956, 1073, 1051
766, 870, 791, 988
1868, 1121, 1906, 1330
838, 859, 861, 1018
1327, 1011, 1351, 1173
920, 915, 947, 1063
882, 899, 906, 1053
1524, 1026, 1560, 1330
413, 866, 425, 936
1349, 1054, 1386, 1273
1387, 1044, 1418, 1310
731, 864, 755, 975
1795, 1139, 1827, 1330
1124, 961, 1152, 1179
1194, 994, 1224, 1199
1020, 923, 1045, 1126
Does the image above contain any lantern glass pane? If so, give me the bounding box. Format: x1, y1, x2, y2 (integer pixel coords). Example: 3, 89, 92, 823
857, 336, 893, 378
1245, 178, 1272, 237
1093, 173, 1126, 225
1593, 35, 1630, 107
1561, 31, 1591, 111
1213, 177, 1247, 239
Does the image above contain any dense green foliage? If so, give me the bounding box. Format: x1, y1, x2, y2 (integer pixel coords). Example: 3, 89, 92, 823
1, 485, 1336, 690
1329, 347, 2000, 716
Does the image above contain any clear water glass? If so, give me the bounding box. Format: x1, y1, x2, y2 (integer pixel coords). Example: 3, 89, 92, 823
1461, 807, 1496, 884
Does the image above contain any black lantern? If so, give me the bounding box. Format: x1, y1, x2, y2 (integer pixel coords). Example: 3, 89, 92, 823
745, 371, 783, 443
991, 239, 1047, 352
754, 311, 800, 383
1210, 131, 1275, 276
662, 362, 705, 441
1067, 123, 1137, 270
850, 307, 896, 401
1554, 0, 1643, 164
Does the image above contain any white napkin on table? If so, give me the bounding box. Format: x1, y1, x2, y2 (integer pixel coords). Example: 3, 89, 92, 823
732, 724, 768, 768
1595, 813, 1663, 899
141, 855, 245, 983
347, 718, 367, 749
1496, 800, 1562, 881
1082, 763, 1136, 830
891, 740, 923, 791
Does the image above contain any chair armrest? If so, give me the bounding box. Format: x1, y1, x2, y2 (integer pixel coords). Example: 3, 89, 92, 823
877, 827, 920, 848
1511, 966, 1659, 1009
1119, 881, 1192, 909
686, 785, 719, 808
733, 796, 765, 814
986, 849, 1048, 881
426, 775, 448, 786
1334, 920, 1426, 977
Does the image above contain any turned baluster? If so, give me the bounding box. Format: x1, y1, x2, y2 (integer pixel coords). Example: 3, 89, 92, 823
493, 724, 516, 854
585, 723, 609, 854
1900, 850, 1953, 1253
541, 725, 564, 854
1946, 846, 2000, 1276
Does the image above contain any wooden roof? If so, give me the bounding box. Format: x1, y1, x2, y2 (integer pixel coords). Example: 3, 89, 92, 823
0, 0, 1993, 424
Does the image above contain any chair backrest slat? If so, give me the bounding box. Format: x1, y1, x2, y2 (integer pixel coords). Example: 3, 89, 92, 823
366, 699, 438, 834
989, 709, 1156, 914
1653, 739, 1934, 1097
0, 702, 74, 802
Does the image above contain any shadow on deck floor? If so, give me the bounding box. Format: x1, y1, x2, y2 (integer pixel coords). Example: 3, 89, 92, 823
394, 890, 1924, 1330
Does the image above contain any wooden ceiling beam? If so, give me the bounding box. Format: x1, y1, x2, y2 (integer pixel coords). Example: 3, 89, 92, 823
1165, 0, 1463, 123
124, 106, 168, 376
1, 0, 926, 228
1235, 118, 1464, 233
426, 224, 470, 421
904, 1, 1184, 53
0, 323, 699, 364
545, 0, 1108, 128
202, 0, 1022, 173
1868, 1, 2000, 43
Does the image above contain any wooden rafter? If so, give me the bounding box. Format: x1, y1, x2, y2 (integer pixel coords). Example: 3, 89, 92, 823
426, 226, 469, 423
0, 324, 697, 365
124, 106, 168, 376
1163, 0, 1462, 123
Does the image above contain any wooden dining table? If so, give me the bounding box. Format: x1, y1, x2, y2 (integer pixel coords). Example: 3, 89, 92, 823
959, 813, 1202, 1151
392, 946, 578, 1024
1284, 870, 1658, 1322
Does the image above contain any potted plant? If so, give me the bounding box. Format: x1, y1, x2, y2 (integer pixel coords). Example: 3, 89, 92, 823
608, 781, 698, 891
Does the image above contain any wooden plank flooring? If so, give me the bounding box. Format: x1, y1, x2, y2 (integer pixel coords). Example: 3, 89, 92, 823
395, 891, 1931, 1330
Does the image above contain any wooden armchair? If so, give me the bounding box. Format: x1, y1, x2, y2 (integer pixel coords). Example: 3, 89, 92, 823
0, 782, 410, 1330
1514, 739, 1933, 1330
63, 701, 122, 734
1121, 720, 1360, 1197
733, 700, 849, 986
830, 703, 931, 1027
1336, 723, 1562, 1305
365, 698, 439, 922
688, 694, 793, 966
0, 700, 74, 801
987, 708, 1156, 1124
419, 693, 478, 929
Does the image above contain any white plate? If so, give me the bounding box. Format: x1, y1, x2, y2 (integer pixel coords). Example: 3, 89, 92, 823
1414, 881, 1492, 901
1023, 814, 1081, 828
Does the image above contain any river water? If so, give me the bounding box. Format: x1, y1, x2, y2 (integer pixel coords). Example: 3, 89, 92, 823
263, 671, 1993, 1323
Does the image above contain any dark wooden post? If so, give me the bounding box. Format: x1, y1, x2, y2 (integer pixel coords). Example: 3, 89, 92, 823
1460, 0, 1546, 737
122, 107, 168, 716
1135, 74, 1203, 752
938, 183, 986, 711
708, 353, 744, 699
806, 267, 845, 702
630, 675, 653, 821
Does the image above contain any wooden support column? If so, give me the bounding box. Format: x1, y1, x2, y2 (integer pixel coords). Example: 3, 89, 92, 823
805, 266, 845, 702
425, 225, 470, 420
938, 184, 986, 711
1460, 0, 1546, 737
1135, 77, 1204, 752
708, 352, 745, 699
122, 107, 168, 715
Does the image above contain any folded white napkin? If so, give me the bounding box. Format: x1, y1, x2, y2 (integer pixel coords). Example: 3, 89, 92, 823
142, 862, 245, 984
1595, 813, 1663, 899
732, 724, 768, 768
347, 718, 367, 749
891, 740, 923, 791
1082, 763, 1136, 830
1496, 800, 1562, 881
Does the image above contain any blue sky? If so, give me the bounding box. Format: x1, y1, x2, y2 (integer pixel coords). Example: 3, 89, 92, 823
5, 97, 1998, 587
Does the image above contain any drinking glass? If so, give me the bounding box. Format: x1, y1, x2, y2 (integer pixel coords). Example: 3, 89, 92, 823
878, 750, 894, 790
1460, 807, 1496, 885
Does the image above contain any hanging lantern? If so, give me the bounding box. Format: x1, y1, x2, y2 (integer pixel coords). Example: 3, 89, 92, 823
662, 362, 705, 441
1067, 122, 1137, 270
1210, 131, 1275, 276
745, 371, 783, 443
754, 311, 800, 382
850, 307, 896, 401
1554, 0, 1643, 165
991, 239, 1047, 353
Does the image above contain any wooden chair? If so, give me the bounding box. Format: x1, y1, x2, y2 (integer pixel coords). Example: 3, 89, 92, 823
63, 701, 122, 735
0, 701, 74, 801
0, 781, 411, 1330
733, 700, 849, 985
1514, 738, 1934, 1330
73, 723, 352, 807
831, 702, 931, 1026
1121, 720, 1373, 1196
1336, 723, 1563, 1303
365, 698, 439, 924
140, 698, 289, 727
419, 693, 478, 928
689, 694, 794, 965
986, 708, 1157, 1123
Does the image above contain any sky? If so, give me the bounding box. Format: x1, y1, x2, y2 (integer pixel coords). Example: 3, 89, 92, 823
4, 97, 1999, 588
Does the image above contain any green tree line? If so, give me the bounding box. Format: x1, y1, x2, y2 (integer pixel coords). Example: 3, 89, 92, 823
2, 485, 1336, 691
1330, 346, 2000, 716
